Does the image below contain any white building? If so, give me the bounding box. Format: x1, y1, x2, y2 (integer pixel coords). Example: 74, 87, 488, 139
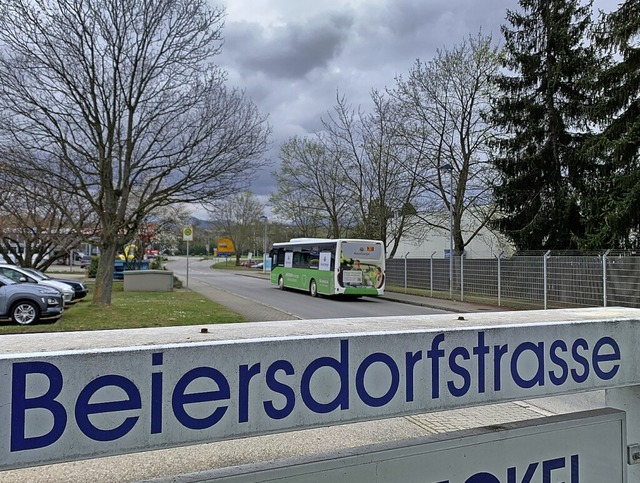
390, 211, 514, 259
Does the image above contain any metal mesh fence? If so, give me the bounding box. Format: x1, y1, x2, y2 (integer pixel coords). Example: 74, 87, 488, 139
385, 252, 640, 310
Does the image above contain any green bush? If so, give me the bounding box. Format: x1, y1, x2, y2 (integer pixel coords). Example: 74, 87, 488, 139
150, 257, 165, 270
88, 256, 99, 278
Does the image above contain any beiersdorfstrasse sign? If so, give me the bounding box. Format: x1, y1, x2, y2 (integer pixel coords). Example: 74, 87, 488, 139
0, 308, 637, 470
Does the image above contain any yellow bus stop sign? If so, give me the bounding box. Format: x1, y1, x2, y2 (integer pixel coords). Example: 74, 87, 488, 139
182, 225, 193, 241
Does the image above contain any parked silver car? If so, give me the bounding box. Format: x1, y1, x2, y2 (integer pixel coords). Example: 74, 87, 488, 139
0, 274, 64, 325
0, 264, 75, 306
20, 267, 89, 300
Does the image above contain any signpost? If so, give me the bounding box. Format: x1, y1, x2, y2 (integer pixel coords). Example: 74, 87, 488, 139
182, 225, 193, 288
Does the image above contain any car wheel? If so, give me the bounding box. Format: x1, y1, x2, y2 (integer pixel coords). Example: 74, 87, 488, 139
309, 279, 318, 297
278, 276, 285, 290
11, 301, 40, 325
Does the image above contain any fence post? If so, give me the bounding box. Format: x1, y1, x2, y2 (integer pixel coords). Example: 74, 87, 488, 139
430, 251, 436, 297
603, 249, 610, 307
543, 250, 551, 310
496, 251, 504, 307
404, 252, 410, 294
460, 251, 465, 302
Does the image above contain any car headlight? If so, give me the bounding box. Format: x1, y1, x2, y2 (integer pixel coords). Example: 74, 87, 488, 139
42, 297, 60, 305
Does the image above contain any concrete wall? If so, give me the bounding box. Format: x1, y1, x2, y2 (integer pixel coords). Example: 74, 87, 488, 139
123, 269, 173, 291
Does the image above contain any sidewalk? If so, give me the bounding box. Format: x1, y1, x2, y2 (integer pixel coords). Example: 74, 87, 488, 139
380, 291, 510, 314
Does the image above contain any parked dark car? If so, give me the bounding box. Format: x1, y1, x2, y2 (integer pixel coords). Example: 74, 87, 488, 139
21, 267, 89, 300
0, 274, 64, 325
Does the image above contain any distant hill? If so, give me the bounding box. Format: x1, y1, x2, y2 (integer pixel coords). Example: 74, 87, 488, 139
190, 217, 214, 229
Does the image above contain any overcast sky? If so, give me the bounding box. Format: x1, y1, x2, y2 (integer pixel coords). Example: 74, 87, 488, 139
205, 0, 621, 216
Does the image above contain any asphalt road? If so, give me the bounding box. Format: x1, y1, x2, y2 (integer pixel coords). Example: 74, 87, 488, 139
168, 257, 448, 320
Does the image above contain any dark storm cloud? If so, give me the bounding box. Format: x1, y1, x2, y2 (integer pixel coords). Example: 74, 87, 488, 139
223, 12, 354, 79
380, 0, 511, 36
345, 0, 513, 74
213, 0, 620, 203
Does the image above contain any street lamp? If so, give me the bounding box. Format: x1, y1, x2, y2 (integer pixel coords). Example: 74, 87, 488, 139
259, 215, 268, 273
440, 163, 454, 299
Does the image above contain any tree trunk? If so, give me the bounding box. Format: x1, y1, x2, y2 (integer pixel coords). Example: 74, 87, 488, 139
92, 243, 118, 306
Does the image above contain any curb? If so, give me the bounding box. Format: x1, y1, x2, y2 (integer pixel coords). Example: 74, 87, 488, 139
380, 294, 508, 313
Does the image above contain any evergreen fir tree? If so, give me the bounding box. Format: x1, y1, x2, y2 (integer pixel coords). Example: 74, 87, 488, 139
489, 0, 597, 251
582, 0, 640, 249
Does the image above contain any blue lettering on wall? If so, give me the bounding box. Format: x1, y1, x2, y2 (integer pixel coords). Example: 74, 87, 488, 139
447, 347, 471, 397
435, 454, 579, 483
511, 342, 545, 389
151, 352, 163, 434
264, 360, 296, 419
548, 340, 568, 386
171, 367, 230, 430
465, 472, 500, 483
571, 339, 590, 383
239, 363, 261, 423
6, 327, 622, 453
592, 337, 620, 380
75, 375, 141, 441
301, 339, 349, 413
11, 361, 67, 451
355, 353, 400, 407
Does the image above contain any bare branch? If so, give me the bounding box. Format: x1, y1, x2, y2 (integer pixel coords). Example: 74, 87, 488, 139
0, 0, 271, 304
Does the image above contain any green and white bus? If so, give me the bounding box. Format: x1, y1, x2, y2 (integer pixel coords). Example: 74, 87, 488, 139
269, 238, 385, 297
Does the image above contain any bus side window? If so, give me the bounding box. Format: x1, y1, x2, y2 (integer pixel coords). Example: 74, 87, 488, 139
274, 248, 285, 267
293, 251, 311, 269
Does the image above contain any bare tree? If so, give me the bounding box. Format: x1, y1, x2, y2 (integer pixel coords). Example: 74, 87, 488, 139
271, 136, 354, 238
207, 192, 265, 266
391, 33, 500, 255
269, 188, 325, 238
0, 157, 93, 268
0, 0, 271, 305
147, 204, 192, 263
322, 92, 426, 258
121, 190, 192, 264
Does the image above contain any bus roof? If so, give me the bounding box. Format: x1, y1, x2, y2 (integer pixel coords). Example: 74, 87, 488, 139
273, 238, 384, 246
287, 238, 333, 243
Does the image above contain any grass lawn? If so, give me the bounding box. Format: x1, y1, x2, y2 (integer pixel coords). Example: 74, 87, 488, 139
0, 282, 246, 334
212, 259, 250, 269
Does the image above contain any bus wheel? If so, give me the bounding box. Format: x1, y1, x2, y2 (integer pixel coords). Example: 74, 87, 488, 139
309, 279, 318, 297
278, 276, 285, 290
